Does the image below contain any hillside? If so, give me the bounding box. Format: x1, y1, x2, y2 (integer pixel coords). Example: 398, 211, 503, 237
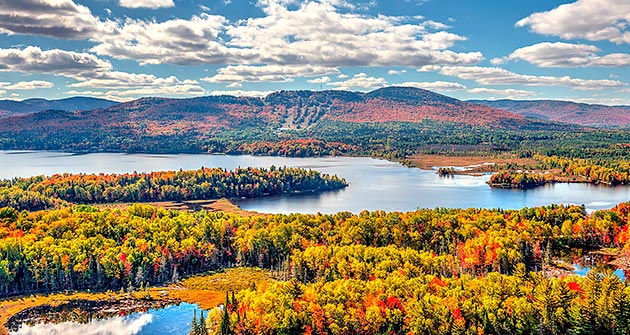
470, 99, 630, 127
0, 87, 563, 153
0, 97, 118, 118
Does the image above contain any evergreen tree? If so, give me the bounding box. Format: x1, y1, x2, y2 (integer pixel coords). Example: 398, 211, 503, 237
197, 310, 208, 335
189, 309, 198, 335
220, 292, 231, 335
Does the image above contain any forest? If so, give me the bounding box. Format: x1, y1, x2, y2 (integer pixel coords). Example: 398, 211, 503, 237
488, 155, 630, 188
0, 166, 347, 211
2, 201, 630, 334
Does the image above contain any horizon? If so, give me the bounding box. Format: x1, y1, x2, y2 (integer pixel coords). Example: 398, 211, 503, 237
3, 86, 630, 108
1, 0, 628, 105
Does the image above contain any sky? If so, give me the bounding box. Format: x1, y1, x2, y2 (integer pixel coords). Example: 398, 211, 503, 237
0, 0, 629, 104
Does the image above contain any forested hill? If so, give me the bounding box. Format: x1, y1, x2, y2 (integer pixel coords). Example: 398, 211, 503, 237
469, 99, 630, 127
0, 87, 532, 132
0, 87, 566, 153
0, 97, 118, 118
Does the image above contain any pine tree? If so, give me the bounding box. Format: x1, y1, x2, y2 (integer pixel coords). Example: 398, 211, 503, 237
197, 310, 208, 335
189, 309, 198, 335
220, 292, 231, 335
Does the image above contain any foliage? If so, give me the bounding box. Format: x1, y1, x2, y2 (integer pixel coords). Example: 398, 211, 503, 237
0, 167, 347, 211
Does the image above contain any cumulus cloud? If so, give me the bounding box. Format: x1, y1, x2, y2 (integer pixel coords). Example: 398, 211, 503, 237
90, 0, 482, 69
327, 73, 387, 90
201, 65, 339, 83
0, 46, 112, 78
397, 81, 466, 91
0, 0, 116, 39
467, 87, 537, 99
431, 65, 625, 91
493, 42, 630, 67
209, 90, 273, 97
91, 14, 233, 66
0, 46, 204, 99
0, 80, 54, 90
516, 0, 630, 44
119, 0, 175, 9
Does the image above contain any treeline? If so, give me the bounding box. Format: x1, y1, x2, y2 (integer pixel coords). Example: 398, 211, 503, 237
0, 166, 347, 211
235, 139, 358, 157
488, 155, 630, 188
3, 202, 630, 299
539, 155, 630, 185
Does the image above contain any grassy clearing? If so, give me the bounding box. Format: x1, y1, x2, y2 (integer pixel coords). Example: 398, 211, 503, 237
406, 153, 538, 171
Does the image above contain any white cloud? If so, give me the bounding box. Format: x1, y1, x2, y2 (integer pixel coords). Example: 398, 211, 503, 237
307, 76, 331, 83
493, 42, 630, 67
201, 65, 339, 83
0, 0, 116, 39
337, 74, 349, 79
13, 314, 153, 335
571, 96, 630, 106
66, 84, 206, 101
0, 46, 204, 100
432, 65, 625, 91
227, 82, 243, 88
417, 65, 441, 72
0, 46, 112, 78
0, 80, 54, 90
209, 90, 273, 97
327, 72, 386, 90
388, 69, 407, 75
397, 81, 466, 91
91, 0, 482, 68
69, 72, 198, 89
467, 87, 537, 99
92, 14, 231, 66
516, 0, 630, 44
119, 0, 175, 9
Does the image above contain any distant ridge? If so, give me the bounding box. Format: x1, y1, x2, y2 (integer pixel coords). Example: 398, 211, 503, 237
0, 96, 119, 118
469, 99, 630, 127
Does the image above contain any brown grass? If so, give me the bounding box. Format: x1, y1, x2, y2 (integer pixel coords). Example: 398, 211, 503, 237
94, 198, 267, 216
406, 153, 539, 171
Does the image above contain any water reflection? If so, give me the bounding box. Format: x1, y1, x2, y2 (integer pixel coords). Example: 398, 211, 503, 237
10, 303, 200, 335
11, 314, 152, 335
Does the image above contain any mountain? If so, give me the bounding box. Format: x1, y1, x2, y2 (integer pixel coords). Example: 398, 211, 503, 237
469, 99, 630, 127
0, 97, 118, 118
0, 87, 560, 152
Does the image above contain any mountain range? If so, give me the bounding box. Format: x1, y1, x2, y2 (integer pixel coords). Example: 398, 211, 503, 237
0, 97, 118, 118
470, 99, 630, 127
0, 87, 534, 134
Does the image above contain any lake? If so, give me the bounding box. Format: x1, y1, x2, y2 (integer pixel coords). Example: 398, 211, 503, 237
1, 151, 629, 213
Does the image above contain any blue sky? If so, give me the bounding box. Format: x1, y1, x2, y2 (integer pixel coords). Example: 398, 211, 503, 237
0, 0, 629, 104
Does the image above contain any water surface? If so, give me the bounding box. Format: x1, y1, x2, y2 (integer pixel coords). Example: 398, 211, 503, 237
1, 151, 629, 213
10, 303, 199, 335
